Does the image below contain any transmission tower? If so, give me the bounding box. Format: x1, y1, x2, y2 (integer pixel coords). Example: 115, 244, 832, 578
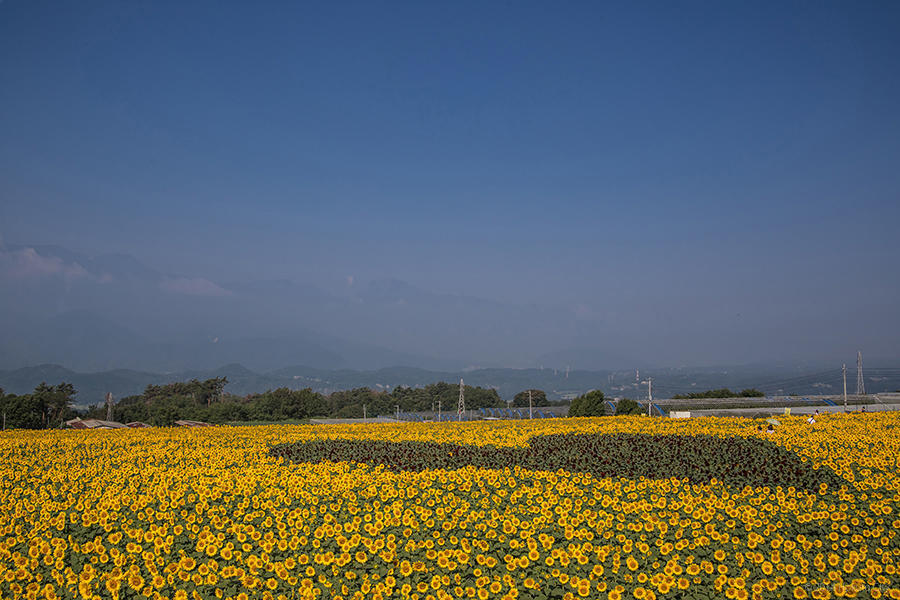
458, 379, 465, 421
856, 351, 866, 398
642, 378, 653, 416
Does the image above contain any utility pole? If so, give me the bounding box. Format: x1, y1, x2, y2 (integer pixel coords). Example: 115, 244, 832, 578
363, 404, 366, 423
437, 400, 441, 423
105, 392, 113, 422
642, 378, 653, 416
528, 389, 533, 419
395, 405, 399, 421
842, 364, 847, 412
856, 351, 866, 406
458, 379, 465, 421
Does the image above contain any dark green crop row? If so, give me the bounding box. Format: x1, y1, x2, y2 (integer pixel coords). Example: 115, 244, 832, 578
272, 433, 845, 493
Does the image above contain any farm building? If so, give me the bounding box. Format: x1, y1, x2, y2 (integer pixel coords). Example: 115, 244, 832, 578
65, 418, 128, 430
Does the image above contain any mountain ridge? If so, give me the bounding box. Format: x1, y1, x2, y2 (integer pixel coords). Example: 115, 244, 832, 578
3, 362, 898, 409
0, 242, 612, 372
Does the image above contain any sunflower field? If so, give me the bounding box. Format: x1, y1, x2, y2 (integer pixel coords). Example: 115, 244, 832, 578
1, 413, 899, 600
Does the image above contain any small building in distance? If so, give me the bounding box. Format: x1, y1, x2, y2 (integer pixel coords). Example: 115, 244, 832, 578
126, 421, 153, 428
65, 418, 129, 430
174, 420, 212, 427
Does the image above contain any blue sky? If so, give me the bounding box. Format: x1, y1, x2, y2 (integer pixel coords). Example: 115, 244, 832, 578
1, 1, 899, 366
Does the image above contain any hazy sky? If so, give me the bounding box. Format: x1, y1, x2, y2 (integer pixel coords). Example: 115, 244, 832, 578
1, 1, 899, 366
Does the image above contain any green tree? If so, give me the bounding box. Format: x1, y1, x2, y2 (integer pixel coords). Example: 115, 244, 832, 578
390, 382, 503, 414
615, 398, 643, 415
110, 377, 236, 425
206, 400, 249, 423
461, 385, 503, 410
32, 382, 77, 428
248, 387, 329, 420
329, 388, 389, 417
0, 387, 8, 430
287, 388, 328, 418
513, 389, 547, 407
1, 393, 46, 429
568, 390, 607, 417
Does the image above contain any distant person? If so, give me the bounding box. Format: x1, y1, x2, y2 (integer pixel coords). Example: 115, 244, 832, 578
807, 414, 816, 424
766, 424, 774, 434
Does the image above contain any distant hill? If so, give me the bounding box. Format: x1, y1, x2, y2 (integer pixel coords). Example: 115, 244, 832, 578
2, 362, 897, 408
0, 243, 609, 373
0, 364, 167, 407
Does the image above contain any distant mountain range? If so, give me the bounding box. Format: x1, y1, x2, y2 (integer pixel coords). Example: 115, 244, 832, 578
2, 362, 898, 409
0, 242, 617, 373
2, 241, 897, 379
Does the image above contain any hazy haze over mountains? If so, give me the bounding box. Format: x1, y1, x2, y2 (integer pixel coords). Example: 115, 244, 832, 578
0, 242, 610, 372
0, 241, 895, 374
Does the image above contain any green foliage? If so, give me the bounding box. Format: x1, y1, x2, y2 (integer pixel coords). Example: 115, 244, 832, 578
1, 393, 44, 429
672, 388, 765, 400
104, 378, 330, 426
272, 433, 844, 492
391, 382, 504, 413
513, 389, 546, 407
248, 387, 329, 420
329, 387, 391, 418
567, 389, 606, 417
0, 382, 77, 430
614, 398, 643, 415
33, 382, 77, 427
81, 378, 502, 424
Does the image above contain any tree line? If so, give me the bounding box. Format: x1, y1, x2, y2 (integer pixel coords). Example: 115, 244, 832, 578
100, 379, 510, 425
0, 383, 79, 430
1, 379, 650, 429
1, 378, 515, 428
567, 390, 644, 417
